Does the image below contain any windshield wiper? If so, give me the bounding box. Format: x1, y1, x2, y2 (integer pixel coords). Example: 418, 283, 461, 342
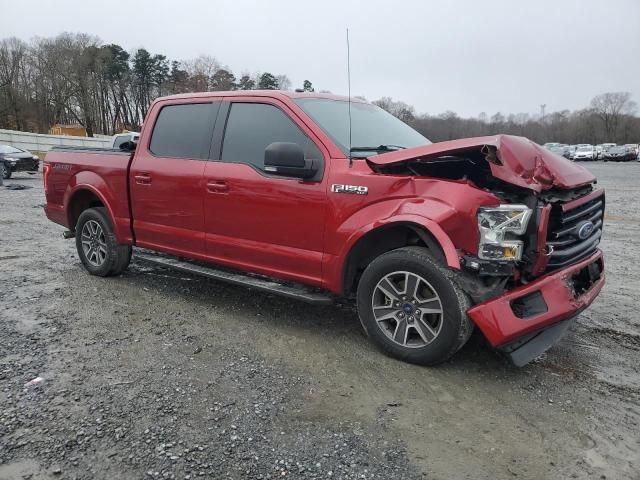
350, 144, 406, 153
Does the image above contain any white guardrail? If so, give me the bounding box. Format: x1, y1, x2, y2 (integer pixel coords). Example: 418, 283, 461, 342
0, 129, 112, 152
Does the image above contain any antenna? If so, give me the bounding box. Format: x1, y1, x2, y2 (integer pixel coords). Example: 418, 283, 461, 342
347, 28, 353, 167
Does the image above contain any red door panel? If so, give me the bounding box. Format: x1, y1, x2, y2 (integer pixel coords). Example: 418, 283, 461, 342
130, 155, 206, 256
203, 162, 326, 285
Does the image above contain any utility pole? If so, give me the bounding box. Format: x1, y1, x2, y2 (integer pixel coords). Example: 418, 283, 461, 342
540, 104, 546, 123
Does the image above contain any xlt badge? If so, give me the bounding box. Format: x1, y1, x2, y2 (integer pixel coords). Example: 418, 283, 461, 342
331, 184, 368, 195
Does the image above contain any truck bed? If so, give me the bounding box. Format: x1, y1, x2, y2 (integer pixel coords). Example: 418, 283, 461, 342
44, 146, 135, 243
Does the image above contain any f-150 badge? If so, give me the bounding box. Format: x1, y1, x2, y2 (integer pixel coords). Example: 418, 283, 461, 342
331, 184, 368, 195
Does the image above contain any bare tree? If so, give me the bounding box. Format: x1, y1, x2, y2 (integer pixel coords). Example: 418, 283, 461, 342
0, 38, 28, 130
275, 74, 291, 91
183, 54, 220, 91
590, 92, 637, 142
373, 97, 415, 123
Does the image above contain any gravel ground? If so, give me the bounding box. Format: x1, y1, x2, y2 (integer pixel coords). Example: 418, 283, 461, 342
1, 162, 639, 480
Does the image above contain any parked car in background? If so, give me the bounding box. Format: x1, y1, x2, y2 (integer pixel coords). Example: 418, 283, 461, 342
601, 143, 616, 153
566, 145, 577, 160
112, 132, 140, 149
543, 142, 562, 149
604, 145, 636, 162
548, 145, 566, 157
573, 145, 597, 161
0, 144, 40, 179
623, 144, 639, 159
595, 145, 604, 159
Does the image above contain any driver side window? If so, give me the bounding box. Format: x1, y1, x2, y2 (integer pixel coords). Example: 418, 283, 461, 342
221, 102, 322, 169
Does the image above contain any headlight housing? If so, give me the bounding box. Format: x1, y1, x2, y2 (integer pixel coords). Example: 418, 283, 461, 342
477, 205, 532, 261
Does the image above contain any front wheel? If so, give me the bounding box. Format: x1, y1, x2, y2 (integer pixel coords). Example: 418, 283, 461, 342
2, 163, 11, 179
75, 207, 132, 277
356, 247, 473, 365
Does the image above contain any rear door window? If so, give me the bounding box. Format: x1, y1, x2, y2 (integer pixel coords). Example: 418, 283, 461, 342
150, 103, 218, 159
221, 103, 321, 168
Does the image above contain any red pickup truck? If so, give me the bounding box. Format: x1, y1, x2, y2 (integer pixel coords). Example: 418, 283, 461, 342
43, 91, 605, 366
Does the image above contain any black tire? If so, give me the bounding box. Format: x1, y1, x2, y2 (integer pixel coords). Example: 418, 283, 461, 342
2, 163, 11, 179
356, 246, 473, 365
75, 207, 132, 277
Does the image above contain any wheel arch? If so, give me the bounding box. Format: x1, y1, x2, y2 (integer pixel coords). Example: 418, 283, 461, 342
341, 220, 460, 296
66, 187, 108, 231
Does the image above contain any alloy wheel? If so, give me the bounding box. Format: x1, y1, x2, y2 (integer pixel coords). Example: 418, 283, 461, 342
371, 271, 444, 348
81, 220, 108, 267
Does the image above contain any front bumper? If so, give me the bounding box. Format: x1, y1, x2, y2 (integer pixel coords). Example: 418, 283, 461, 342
6, 158, 39, 172
467, 250, 604, 353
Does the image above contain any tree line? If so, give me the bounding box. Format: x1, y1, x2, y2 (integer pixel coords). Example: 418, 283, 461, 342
375, 93, 639, 145
0, 33, 310, 136
1, 33, 638, 145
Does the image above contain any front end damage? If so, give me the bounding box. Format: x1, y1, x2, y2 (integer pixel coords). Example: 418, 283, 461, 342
467, 250, 604, 366
368, 135, 605, 365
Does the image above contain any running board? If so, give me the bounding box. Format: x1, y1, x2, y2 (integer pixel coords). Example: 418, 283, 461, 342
135, 251, 333, 305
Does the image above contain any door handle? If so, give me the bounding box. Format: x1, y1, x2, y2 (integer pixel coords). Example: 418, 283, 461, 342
134, 173, 152, 185
207, 180, 228, 193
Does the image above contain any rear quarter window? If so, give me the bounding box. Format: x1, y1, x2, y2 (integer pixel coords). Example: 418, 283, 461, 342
149, 103, 218, 159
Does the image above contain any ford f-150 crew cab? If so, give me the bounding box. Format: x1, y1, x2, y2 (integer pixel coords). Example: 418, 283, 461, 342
43, 91, 605, 366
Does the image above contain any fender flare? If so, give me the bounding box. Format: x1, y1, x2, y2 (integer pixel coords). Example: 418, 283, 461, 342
334, 215, 462, 295
341, 215, 461, 270
64, 174, 123, 241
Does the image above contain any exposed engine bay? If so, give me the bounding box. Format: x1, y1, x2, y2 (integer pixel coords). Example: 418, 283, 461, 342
368, 146, 593, 203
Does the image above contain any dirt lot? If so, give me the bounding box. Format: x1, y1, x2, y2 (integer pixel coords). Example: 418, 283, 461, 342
1, 162, 639, 480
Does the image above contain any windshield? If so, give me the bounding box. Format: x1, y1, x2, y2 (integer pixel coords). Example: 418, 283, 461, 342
295, 98, 430, 157
577, 146, 592, 152
0, 145, 23, 154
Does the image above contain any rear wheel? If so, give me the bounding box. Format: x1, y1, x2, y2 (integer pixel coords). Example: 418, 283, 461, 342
75, 207, 131, 276
2, 163, 11, 179
356, 246, 473, 365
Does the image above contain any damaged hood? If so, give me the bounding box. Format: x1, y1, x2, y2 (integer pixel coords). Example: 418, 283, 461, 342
367, 135, 596, 192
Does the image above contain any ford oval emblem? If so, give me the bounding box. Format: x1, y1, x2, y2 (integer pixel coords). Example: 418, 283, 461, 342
577, 221, 595, 240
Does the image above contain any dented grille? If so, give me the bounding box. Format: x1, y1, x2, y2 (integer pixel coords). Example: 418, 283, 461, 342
545, 191, 604, 271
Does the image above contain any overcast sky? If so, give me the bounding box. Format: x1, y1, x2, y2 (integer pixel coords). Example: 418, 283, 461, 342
1, 0, 639, 117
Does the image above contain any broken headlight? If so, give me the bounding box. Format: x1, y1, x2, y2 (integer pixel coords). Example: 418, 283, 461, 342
477, 205, 532, 261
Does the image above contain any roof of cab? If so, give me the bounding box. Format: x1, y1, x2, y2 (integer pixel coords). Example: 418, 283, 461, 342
155, 90, 368, 104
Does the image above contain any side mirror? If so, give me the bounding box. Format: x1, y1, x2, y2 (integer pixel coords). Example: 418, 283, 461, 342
264, 142, 317, 179
119, 140, 137, 152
